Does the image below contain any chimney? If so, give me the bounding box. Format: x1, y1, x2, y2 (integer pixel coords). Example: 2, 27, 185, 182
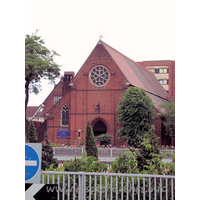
62, 71, 75, 95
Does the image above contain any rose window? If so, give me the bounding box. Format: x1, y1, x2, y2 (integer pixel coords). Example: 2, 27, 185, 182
89, 66, 110, 87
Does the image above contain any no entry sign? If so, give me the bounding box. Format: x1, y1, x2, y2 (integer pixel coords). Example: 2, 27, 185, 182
25, 143, 42, 183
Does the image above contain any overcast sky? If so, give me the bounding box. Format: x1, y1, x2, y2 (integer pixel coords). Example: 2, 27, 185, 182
26, 0, 175, 106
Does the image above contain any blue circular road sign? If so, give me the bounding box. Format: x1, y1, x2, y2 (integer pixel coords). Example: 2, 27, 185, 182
25, 145, 40, 181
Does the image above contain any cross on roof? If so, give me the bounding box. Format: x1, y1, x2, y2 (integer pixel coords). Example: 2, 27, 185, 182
99, 34, 103, 40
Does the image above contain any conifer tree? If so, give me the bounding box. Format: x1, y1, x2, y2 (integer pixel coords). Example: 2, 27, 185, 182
28, 120, 37, 143
42, 131, 58, 170
85, 120, 98, 158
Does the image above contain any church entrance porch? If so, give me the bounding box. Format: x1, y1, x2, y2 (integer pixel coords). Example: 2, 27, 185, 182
92, 120, 107, 137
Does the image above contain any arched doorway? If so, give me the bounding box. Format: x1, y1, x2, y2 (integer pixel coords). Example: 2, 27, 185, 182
93, 120, 107, 137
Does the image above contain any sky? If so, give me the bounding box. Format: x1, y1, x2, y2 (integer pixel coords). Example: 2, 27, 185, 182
25, 0, 175, 106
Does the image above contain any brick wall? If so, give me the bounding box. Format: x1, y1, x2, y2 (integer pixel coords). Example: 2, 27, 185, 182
45, 43, 164, 147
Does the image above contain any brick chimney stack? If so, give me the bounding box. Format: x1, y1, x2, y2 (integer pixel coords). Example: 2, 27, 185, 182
62, 71, 74, 95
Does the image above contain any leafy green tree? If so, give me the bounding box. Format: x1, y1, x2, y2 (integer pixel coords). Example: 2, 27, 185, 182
160, 101, 175, 137
25, 31, 60, 140
117, 86, 155, 148
28, 120, 37, 143
85, 120, 98, 158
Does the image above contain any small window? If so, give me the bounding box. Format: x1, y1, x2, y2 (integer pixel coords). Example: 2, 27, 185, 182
159, 68, 164, 73
61, 105, 69, 126
58, 97, 62, 101
163, 68, 168, 73
155, 69, 159, 73
159, 79, 163, 84
54, 97, 57, 105
163, 80, 167, 84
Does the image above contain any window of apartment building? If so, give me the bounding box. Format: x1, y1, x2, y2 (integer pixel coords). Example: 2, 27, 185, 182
155, 68, 169, 74
159, 79, 169, 85
148, 68, 154, 73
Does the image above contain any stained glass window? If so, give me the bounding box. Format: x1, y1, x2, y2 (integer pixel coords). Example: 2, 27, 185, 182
61, 105, 69, 126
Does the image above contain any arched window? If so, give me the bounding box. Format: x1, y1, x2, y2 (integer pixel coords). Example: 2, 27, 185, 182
61, 105, 69, 126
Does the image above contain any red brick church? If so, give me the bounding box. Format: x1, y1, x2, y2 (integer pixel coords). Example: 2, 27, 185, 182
36, 40, 175, 147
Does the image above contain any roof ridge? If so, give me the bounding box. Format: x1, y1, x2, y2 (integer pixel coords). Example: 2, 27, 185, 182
101, 41, 153, 74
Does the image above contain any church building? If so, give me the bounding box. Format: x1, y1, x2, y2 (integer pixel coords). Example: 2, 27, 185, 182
42, 40, 174, 147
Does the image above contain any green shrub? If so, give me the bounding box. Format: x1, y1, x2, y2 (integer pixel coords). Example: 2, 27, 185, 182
171, 153, 175, 163
64, 151, 108, 173
95, 134, 112, 146
111, 151, 139, 173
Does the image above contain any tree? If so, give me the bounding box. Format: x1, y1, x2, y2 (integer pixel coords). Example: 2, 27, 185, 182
42, 132, 58, 170
160, 101, 175, 137
136, 126, 161, 171
28, 120, 37, 143
85, 120, 98, 158
117, 86, 155, 148
25, 31, 61, 140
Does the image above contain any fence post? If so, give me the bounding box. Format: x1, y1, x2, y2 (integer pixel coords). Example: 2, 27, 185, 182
82, 148, 84, 154
53, 147, 56, 156
79, 172, 83, 200
111, 148, 113, 160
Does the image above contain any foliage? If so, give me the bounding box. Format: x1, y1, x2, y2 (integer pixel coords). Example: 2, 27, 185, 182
95, 134, 112, 146
136, 134, 161, 171
171, 153, 175, 163
117, 86, 155, 148
28, 120, 37, 142
85, 120, 98, 158
160, 101, 175, 137
25, 31, 60, 111
111, 151, 139, 174
42, 139, 58, 170
42, 145, 175, 199
64, 151, 107, 172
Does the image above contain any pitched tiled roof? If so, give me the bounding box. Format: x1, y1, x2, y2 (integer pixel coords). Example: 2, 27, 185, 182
26, 105, 44, 118
101, 41, 168, 111
26, 106, 39, 117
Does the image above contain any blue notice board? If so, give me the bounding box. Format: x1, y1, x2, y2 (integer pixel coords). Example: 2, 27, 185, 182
57, 129, 70, 138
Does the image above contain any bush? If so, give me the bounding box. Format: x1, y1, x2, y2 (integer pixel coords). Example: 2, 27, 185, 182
95, 134, 112, 146
111, 151, 139, 174
64, 151, 108, 173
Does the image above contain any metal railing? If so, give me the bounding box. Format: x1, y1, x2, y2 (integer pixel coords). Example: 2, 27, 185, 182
53, 147, 130, 161
41, 171, 175, 200
53, 147, 175, 162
